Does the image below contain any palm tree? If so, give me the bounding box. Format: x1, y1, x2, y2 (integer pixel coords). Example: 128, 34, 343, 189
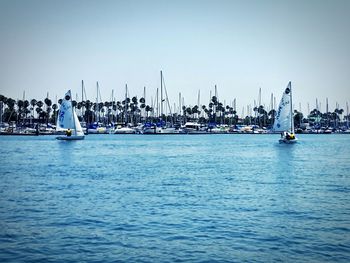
232, 110, 238, 125
145, 105, 151, 120
30, 99, 37, 120
0, 95, 6, 103
17, 100, 24, 123
23, 100, 30, 120
139, 97, 146, 122
84, 100, 92, 123
268, 109, 276, 126
35, 101, 43, 122
0, 95, 6, 124
216, 102, 224, 124
334, 108, 344, 129
3, 97, 17, 122
185, 107, 192, 120
211, 96, 218, 122
84, 100, 93, 124
52, 103, 58, 124
257, 105, 267, 127
44, 98, 52, 124
294, 110, 303, 128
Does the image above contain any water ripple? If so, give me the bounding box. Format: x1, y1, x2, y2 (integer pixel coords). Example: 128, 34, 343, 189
0, 134, 349, 262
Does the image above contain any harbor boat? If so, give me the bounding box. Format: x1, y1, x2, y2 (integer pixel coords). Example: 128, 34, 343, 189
143, 122, 180, 134
143, 122, 161, 134
209, 124, 229, 133
87, 122, 108, 134
182, 122, 207, 134
273, 81, 297, 144
56, 90, 85, 140
114, 126, 136, 134
158, 127, 180, 134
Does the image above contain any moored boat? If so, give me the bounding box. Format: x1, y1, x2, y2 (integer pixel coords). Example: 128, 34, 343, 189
114, 126, 136, 134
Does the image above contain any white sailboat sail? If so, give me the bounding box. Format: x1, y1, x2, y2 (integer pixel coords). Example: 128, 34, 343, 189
273, 81, 294, 133
73, 109, 84, 136
56, 90, 84, 136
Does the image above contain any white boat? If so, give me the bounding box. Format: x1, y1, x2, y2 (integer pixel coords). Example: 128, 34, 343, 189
182, 122, 207, 134
157, 127, 180, 134
56, 90, 85, 140
273, 81, 297, 144
114, 127, 135, 134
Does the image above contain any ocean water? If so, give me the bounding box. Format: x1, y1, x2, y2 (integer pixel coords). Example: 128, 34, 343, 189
0, 134, 349, 262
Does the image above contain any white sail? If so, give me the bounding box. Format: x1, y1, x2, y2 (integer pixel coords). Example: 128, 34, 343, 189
273, 82, 294, 133
57, 90, 84, 136
73, 109, 84, 136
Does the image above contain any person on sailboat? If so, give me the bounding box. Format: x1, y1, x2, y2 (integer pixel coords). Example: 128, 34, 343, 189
289, 133, 295, 140
282, 131, 295, 141
66, 129, 72, 137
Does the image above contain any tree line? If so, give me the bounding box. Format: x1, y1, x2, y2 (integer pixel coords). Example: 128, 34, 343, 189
0, 94, 348, 129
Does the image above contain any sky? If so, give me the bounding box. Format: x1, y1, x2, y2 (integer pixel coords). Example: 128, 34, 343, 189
1, 0, 350, 115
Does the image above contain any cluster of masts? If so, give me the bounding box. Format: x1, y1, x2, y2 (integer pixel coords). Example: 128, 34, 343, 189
0, 71, 349, 133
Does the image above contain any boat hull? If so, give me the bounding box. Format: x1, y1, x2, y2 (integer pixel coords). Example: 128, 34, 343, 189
279, 138, 298, 144
114, 128, 135, 134
56, 135, 85, 140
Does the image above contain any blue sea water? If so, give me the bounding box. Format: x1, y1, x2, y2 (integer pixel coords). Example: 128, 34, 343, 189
0, 134, 349, 262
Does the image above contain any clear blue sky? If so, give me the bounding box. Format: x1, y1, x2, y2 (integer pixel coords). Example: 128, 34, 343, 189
1, 0, 349, 115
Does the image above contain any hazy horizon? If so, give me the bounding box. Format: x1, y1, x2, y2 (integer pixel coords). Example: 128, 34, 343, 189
1, 0, 350, 115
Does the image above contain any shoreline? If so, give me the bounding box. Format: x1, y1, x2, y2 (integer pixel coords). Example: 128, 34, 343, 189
1, 131, 349, 136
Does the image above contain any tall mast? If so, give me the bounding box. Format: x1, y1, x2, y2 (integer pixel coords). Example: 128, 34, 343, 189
156, 88, 159, 118
326, 97, 329, 127
347, 102, 349, 128
151, 96, 154, 117
82, 80, 84, 104
0, 100, 3, 124
81, 80, 84, 118
70, 90, 77, 135
162, 73, 172, 119
258, 87, 261, 106
197, 89, 200, 118
197, 89, 200, 106
270, 93, 273, 111
179, 92, 181, 115
96, 81, 99, 122
160, 70, 163, 118
289, 81, 294, 133
125, 84, 128, 124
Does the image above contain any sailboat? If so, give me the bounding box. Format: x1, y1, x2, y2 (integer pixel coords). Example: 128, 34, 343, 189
56, 90, 85, 140
273, 81, 297, 144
